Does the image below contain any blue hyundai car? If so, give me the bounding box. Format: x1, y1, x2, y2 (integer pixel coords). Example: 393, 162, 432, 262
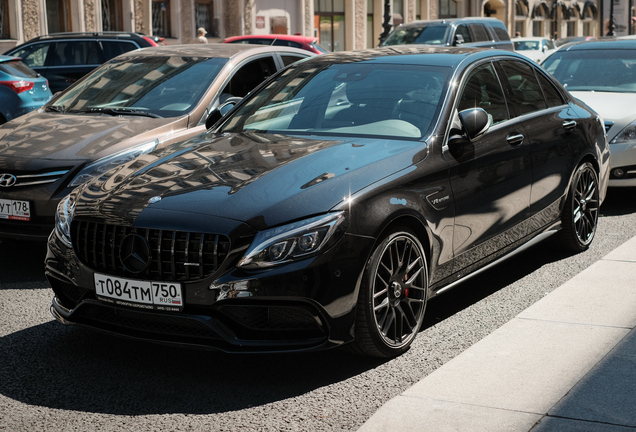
0, 55, 52, 124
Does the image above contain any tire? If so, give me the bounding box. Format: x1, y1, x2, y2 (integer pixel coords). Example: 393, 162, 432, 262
352, 227, 428, 358
559, 162, 599, 252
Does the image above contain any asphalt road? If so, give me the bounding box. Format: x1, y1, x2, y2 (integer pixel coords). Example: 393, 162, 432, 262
1, 188, 635, 432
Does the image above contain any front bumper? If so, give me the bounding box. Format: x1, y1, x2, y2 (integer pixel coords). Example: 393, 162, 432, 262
46, 229, 374, 353
608, 142, 636, 187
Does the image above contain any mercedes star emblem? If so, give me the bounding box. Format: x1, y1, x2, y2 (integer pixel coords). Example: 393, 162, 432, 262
119, 233, 151, 273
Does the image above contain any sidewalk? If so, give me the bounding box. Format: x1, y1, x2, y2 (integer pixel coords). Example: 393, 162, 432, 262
359, 236, 636, 432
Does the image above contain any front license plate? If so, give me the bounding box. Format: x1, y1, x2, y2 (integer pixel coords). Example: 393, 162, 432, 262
0, 198, 30, 221
94, 273, 183, 312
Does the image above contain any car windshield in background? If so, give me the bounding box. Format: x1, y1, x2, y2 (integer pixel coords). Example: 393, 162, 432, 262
0, 59, 41, 78
382, 25, 451, 45
514, 41, 540, 50
543, 49, 636, 92
220, 62, 448, 140
49, 56, 228, 117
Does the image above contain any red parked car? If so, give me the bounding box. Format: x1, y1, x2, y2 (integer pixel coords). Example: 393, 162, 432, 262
222, 34, 327, 54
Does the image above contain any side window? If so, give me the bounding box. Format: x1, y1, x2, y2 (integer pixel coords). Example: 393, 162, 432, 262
11, 43, 50, 68
470, 24, 490, 42
499, 60, 547, 116
490, 24, 511, 42
458, 63, 509, 124
454, 25, 472, 44
280, 55, 306, 67
52, 41, 101, 66
221, 56, 277, 98
101, 41, 139, 61
536, 72, 564, 108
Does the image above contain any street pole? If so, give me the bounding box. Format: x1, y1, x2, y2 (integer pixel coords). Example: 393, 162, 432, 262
379, 0, 392, 45
608, 0, 616, 35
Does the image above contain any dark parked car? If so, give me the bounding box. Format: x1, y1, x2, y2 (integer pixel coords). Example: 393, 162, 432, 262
46, 46, 609, 358
0, 55, 52, 124
0, 44, 313, 241
223, 34, 328, 54
3, 32, 160, 93
380, 17, 513, 51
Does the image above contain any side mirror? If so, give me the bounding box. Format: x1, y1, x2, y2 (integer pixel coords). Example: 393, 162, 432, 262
205, 97, 242, 129
458, 108, 491, 141
454, 34, 465, 45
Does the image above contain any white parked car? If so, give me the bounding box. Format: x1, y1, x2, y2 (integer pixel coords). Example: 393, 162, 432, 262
513, 37, 556, 63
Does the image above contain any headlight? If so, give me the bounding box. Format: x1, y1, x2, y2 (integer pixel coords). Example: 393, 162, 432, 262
611, 120, 636, 144
69, 140, 158, 187
238, 212, 348, 269
55, 193, 76, 247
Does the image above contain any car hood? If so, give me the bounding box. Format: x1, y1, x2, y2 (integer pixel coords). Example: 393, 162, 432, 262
0, 112, 185, 167
569, 91, 636, 138
74, 132, 426, 231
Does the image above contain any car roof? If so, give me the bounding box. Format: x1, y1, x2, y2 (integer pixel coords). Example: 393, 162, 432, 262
0, 55, 21, 63
224, 34, 318, 43
24, 31, 151, 42
396, 17, 505, 28
555, 38, 636, 51
113, 43, 313, 60
304, 46, 522, 68
514, 37, 549, 41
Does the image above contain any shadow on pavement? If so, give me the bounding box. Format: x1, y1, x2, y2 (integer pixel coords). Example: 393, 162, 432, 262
0, 320, 386, 415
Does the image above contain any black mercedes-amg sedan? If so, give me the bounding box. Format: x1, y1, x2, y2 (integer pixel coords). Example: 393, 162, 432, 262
46, 46, 610, 358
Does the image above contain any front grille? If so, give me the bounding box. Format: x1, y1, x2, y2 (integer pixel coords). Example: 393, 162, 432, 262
72, 220, 230, 281
5, 169, 70, 187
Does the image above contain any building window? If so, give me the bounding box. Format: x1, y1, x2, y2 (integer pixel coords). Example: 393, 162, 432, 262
152, 0, 171, 37
393, 0, 404, 27
439, 0, 457, 18
102, 0, 123, 31
367, 0, 374, 48
0, 0, 9, 39
314, 0, 345, 52
195, 1, 216, 38
47, 0, 71, 33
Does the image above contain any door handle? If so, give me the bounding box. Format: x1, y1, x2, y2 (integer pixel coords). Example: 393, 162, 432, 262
506, 133, 524, 146
563, 120, 577, 130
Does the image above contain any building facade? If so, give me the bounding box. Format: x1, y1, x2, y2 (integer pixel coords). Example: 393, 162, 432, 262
1, 0, 601, 53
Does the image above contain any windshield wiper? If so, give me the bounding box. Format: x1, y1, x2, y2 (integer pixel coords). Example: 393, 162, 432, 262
45, 105, 66, 113
71, 107, 163, 118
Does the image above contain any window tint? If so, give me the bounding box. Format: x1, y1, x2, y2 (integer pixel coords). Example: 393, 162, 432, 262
11, 43, 50, 68
222, 56, 277, 98
455, 25, 472, 44
281, 55, 306, 67
52, 41, 101, 66
470, 24, 490, 42
101, 41, 139, 61
272, 40, 302, 49
490, 23, 511, 41
536, 72, 564, 108
499, 60, 547, 116
458, 63, 509, 124
0, 60, 40, 78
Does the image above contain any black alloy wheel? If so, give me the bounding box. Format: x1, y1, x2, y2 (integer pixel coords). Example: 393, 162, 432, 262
353, 228, 428, 357
560, 161, 599, 252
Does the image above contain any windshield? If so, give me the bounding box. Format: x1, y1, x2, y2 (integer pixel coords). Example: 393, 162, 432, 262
514, 41, 540, 51
543, 49, 636, 92
219, 61, 448, 140
381, 25, 451, 46
50, 56, 228, 117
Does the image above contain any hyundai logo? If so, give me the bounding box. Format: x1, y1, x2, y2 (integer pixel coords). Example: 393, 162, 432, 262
0, 174, 17, 188
119, 233, 151, 274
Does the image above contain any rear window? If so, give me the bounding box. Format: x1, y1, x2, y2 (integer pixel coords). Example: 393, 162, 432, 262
0, 60, 39, 78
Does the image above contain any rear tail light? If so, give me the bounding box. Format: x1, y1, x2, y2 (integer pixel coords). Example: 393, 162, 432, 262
142, 36, 159, 46
0, 80, 35, 93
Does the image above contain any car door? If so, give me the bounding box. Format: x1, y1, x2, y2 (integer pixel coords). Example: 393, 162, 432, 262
496, 59, 584, 216
446, 61, 532, 274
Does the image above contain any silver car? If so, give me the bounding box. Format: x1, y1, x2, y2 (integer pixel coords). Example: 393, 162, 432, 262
543, 39, 636, 187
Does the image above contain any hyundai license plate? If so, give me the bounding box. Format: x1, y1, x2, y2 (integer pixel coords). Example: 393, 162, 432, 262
94, 273, 183, 312
0, 198, 30, 221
